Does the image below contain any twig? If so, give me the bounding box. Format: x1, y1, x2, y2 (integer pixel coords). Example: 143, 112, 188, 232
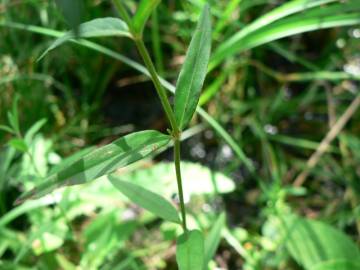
294, 94, 360, 187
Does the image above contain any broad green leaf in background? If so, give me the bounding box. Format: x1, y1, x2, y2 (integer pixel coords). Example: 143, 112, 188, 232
133, 0, 161, 35
39, 17, 131, 60
55, 0, 83, 34
174, 4, 211, 130
111, 161, 235, 199
281, 215, 360, 270
176, 230, 204, 270
17, 130, 171, 203
203, 213, 225, 269
311, 260, 360, 270
108, 175, 181, 224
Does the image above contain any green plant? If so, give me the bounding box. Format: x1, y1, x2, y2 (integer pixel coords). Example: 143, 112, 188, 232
16, 1, 215, 269
2, 0, 360, 269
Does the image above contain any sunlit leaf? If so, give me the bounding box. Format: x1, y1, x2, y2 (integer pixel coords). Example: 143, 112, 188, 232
39, 17, 131, 60
133, 0, 161, 35
174, 4, 211, 130
176, 230, 204, 270
112, 162, 235, 200
8, 139, 28, 152
108, 176, 181, 224
16, 130, 170, 203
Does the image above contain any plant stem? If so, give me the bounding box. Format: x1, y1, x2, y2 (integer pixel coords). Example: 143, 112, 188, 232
113, 0, 186, 231
113, 0, 178, 133
133, 40, 178, 133
174, 138, 187, 231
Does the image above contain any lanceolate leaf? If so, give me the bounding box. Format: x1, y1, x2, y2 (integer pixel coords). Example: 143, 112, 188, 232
39, 17, 131, 60
133, 0, 161, 35
176, 230, 204, 270
280, 215, 360, 270
203, 213, 225, 269
16, 130, 170, 203
108, 176, 181, 224
174, 4, 211, 130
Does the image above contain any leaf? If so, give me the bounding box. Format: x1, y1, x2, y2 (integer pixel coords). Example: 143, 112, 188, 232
210, 0, 360, 69
39, 17, 131, 60
203, 213, 225, 269
112, 162, 235, 200
108, 176, 181, 224
133, 0, 161, 35
174, 4, 212, 130
16, 130, 170, 203
0, 125, 15, 134
55, 0, 83, 34
8, 139, 28, 152
280, 215, 360, 270
24, 118, 47, 144
176, 230, 204, 270
311, 259, 360, 270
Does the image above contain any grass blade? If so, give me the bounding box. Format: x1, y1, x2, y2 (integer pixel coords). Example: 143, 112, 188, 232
203, 213, 225, 269
16, 130, 170, 203
108, 176, 181, 224
210, 0, 359, 69
174, 4, 211, 130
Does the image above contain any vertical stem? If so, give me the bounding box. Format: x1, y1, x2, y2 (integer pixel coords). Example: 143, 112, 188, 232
113, 0, 186, 231
134, 40, 178, 133
174, 138, 187, 231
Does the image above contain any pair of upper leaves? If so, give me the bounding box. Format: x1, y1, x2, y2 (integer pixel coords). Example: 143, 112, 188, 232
41, 1, 211, 132
23, 2, 211, 201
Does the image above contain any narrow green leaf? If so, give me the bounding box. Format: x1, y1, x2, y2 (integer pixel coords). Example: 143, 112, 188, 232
311, 260, 360, 270
8, 139, 28, 152
174, 4, 212, 130
0, 125, 15, 134
281, 215, 360, 270
16, 130, 170, 203
203, 213, 225, 269
176, 230, 204, 270
133, 0, 161, 35
210, 0, 360, 69
39, 17, 131, 60
108, 176, 181, 224
24, 118, 47, 144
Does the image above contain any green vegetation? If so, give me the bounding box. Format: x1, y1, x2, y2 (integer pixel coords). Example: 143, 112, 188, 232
1, 0, 360, 269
